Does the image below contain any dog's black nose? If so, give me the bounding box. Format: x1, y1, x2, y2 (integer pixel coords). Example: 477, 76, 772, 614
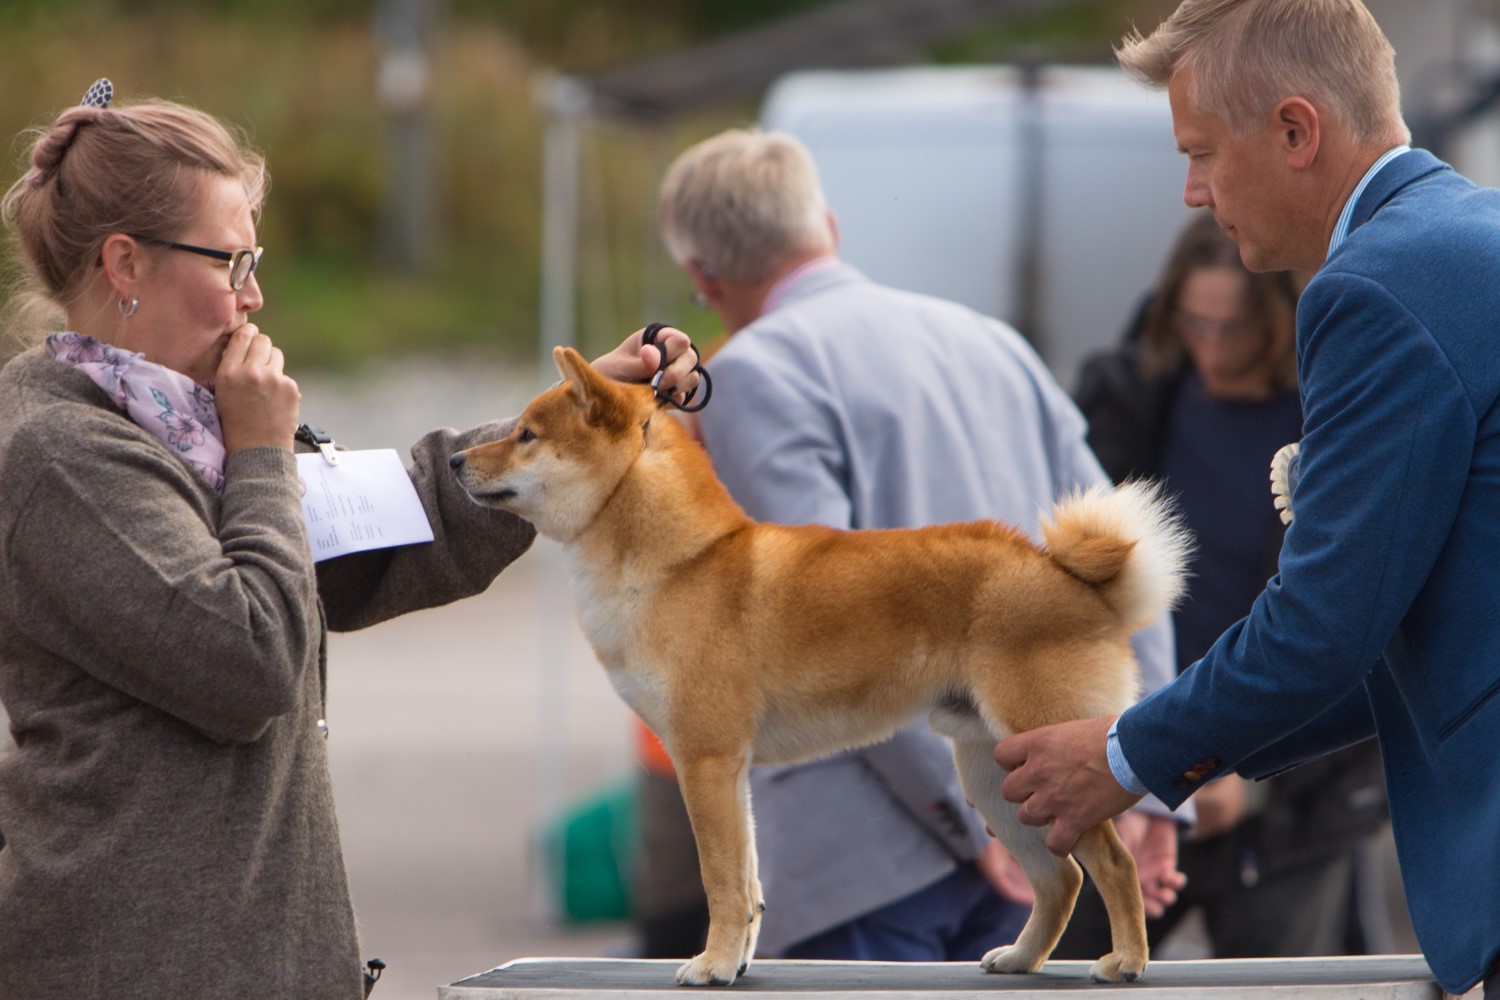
449, 453, 466, 470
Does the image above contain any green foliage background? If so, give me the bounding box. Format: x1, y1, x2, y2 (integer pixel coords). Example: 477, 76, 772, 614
0, 0, 1147, 372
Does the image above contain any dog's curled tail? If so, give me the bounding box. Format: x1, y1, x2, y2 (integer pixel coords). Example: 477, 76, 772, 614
1041, 480, 1192, 630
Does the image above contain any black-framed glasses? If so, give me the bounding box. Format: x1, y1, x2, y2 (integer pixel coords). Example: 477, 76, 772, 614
129, 234, 263, 291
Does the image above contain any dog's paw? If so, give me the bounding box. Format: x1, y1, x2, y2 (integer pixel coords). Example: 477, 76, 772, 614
1089, 951, 1147, 983
980, 944, 1045, 975
676, 953, 739, 987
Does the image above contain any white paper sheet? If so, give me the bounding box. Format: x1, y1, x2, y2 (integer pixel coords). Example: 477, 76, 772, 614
296, 449, 435, 562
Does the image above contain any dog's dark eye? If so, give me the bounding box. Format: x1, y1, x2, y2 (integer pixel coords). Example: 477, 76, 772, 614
518, 426, 536, 444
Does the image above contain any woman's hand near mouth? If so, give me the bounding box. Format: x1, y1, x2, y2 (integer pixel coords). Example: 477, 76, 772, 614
215, 323, 301, 454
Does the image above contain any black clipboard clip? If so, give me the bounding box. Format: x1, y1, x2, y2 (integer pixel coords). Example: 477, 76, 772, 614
295, 422, 340, 465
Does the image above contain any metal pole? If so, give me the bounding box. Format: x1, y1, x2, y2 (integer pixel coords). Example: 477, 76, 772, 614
1013, 60, 1046, 361
375, 0, 438, 272
530, 72, 591, 924
536, 74, 590, 384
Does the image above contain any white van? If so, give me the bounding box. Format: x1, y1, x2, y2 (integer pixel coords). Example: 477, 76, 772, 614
760, 64, 1193, 390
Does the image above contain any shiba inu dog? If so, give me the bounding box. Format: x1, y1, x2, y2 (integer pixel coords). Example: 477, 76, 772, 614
451, 347, 1191, 988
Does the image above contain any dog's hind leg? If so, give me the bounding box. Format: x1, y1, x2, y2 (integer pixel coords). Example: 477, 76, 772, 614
674, 750, 757, 987
1071, 820, 1148, 982
949, 739, 1082, 976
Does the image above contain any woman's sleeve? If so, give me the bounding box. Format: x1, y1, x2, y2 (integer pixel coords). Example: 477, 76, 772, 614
315, 420, 537, 632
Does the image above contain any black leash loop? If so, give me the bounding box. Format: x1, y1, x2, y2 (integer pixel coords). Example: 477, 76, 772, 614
641, 322, 712, 413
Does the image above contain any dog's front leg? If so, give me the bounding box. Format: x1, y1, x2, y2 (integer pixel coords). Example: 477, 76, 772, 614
741, 778, 764, 972
675, 751, 757, 987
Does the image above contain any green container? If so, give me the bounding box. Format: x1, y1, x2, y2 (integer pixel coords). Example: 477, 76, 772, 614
542, 781, 639, 923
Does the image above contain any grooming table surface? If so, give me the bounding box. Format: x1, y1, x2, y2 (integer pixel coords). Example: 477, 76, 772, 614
440, 955, 1462, 999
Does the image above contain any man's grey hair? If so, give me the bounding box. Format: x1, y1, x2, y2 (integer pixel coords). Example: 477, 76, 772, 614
659, 128, 835, 286
1116, 0, 1409, 144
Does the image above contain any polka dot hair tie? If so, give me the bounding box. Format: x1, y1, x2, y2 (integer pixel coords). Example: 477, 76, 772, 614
80, 78, 113, 108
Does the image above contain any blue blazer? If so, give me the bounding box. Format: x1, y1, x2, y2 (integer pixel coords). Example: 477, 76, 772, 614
1118, 150, 1500, 994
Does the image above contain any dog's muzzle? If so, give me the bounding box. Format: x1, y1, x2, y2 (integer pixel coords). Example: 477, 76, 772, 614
450, 453, 518, 504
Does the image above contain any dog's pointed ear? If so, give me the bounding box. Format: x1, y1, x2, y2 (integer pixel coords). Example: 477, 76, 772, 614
553, 345, 631, 429
553, 346, 599, 400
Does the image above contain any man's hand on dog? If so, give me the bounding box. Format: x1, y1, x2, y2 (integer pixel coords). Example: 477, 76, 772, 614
592, 325, 703, 400
996, 714, 1142, 857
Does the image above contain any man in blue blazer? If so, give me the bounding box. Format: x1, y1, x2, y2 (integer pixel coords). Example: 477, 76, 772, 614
995, 2, 1500, 996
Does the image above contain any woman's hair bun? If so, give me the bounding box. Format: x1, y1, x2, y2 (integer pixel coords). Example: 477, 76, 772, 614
24, 106, 104, 189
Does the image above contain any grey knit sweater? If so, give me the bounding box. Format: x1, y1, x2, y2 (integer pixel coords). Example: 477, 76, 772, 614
0, 348, 535, 999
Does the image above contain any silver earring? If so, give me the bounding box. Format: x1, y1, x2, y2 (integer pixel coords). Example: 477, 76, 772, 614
118, 296, 139, 318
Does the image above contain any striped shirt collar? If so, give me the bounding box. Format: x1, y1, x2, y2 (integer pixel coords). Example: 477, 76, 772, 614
1327, 144, 1410, 259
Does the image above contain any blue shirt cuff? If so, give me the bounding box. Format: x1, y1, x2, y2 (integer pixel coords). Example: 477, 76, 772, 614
1107, 717, 1150, 795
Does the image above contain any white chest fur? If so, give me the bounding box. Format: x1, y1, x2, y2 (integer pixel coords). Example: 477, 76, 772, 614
561, 546, 666, 723
562, 548, 638, 661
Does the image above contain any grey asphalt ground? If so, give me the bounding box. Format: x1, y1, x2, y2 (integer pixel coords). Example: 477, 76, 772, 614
325, 543, 642, 1000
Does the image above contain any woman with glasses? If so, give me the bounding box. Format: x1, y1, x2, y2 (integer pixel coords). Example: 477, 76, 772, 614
1057, 210, 1389, 961
0, 83, 700, 1000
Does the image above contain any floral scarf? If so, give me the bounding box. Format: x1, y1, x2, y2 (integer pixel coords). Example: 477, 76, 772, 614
46, 331, 226, 492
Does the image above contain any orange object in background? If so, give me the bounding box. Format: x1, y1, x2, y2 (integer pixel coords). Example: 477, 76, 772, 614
635, 716, 676, 777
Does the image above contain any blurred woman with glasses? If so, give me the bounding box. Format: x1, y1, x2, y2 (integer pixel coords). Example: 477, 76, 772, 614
0, 82, 700, 1000
1058, 209, 1390, 961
